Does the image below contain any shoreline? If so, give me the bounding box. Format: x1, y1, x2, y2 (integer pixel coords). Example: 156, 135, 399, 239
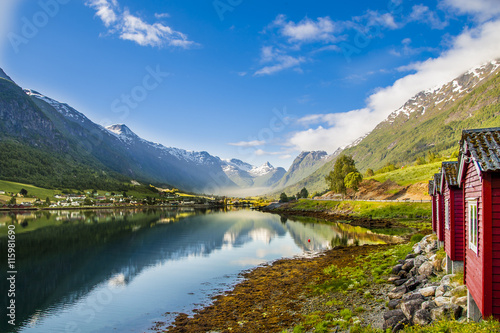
0, 204, 229, 212
156, 244, 394, 333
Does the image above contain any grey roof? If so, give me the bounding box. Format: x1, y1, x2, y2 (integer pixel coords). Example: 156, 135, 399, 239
433, 173, 442, 193
428, 180, 434, 195
442, 161, 459, 187
461, 127, 500, 172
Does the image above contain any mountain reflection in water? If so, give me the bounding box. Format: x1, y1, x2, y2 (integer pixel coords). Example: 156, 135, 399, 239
0, 208, 398, 333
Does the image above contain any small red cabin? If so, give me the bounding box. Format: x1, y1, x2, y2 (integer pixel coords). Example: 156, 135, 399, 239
429, 180, 437, 234
433, 172, 445, 247
458, 127, 500, 321
440, 161, 464, 274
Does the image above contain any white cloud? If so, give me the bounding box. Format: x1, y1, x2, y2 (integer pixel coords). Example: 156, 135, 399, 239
86, 0, 118, 27
154, 13, 171, 19
228, 140, 266, 147
407, 5, 448, 29
254, 46, 305, 76
254, 149, 283, 156
287, 18, 500, 153
273, 15, 337, 43
354, 10, 398, 30
85, 0, 196, 48
443, 0, 500, 21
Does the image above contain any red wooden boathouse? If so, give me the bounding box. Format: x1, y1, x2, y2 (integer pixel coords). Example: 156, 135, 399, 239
458, 127, 500, 321
440, 161, 464, 274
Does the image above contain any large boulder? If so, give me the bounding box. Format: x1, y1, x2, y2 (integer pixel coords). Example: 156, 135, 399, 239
392, 264, 404, 275
414, 255, 427, 269
388, 299, 402, 310
413, 309, 432, 326
435, 284, 450, 298
451, 296, 467, 307
388, 285, 407, 300
431, 304, 463, 321
418, 262, 434, 277
401, 299, 425, 321
419, 286, 437, 297
383, 309, 409, 332
434, 296, 451, 307
402, 259, 414, 272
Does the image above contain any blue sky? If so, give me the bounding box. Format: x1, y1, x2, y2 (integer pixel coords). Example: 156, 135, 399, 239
1, 0, 500, 169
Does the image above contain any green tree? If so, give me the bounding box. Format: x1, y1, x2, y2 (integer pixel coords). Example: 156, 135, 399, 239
9, 197, 16, 205
45, 197, 51, 205
415, 156, 426, 165
364, 168, 374, 177
325, 155, 358, 198
300, 187, 309, 198
19, 188, 28, 196
280, 192, 289, 202
344, 172, 363, 192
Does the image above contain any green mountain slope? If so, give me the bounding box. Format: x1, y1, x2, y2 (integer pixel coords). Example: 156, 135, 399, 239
275, 60, 500, 197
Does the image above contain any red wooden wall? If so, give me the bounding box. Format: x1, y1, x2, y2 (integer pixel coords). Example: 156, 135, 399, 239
464, 161, 485, 315
443, 184, 464, 261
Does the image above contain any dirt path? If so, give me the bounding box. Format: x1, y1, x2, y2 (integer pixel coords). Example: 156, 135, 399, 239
154, 244, 393, 333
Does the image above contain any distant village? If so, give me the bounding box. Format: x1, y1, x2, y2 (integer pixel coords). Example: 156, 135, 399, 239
0, 188, 255, 210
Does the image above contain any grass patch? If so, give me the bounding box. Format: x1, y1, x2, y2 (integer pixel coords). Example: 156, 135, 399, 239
367, 160, 453, 187
410, 233, 425, 243
287, 199, 431, 219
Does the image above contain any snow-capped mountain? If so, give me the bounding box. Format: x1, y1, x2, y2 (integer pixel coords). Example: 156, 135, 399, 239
384, 60, 500, 125
221, 159, 286, 189
25, 89, 87, 123
274, 59, 500, 196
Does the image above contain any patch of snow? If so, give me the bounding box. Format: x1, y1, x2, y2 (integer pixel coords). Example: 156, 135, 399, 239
24, 89, 86, 123
249, 162, 275, 177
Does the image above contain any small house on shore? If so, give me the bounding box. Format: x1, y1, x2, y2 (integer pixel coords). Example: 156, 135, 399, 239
458, 127, 500, 321
440, 161, 464, 274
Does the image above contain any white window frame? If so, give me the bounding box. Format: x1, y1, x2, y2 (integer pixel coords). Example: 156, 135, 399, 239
445, 198, 450, 230
467, 199, 478, 254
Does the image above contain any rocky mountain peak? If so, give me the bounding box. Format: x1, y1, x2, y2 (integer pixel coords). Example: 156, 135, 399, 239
106, 124, 140, 143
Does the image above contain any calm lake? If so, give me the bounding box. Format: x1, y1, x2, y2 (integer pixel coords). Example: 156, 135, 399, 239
0, 208, 398, 333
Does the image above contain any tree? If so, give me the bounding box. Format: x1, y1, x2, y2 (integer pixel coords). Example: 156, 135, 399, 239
45, 197, 51, 205
9, 197, 16, 205
300, 187, 309, 199
344, 172, 363, 192
280, 192, 289, 202
19, 188, 28, 196
365, 168, 374, 177
325, 155, 358, 198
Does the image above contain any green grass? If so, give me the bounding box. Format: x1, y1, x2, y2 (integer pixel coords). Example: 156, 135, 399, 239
287, 199, 431, 219
368, 160, 453, 187
0, 179, 61, 200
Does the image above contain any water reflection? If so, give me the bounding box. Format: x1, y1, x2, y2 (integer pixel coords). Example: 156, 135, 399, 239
0, 209, 398, 333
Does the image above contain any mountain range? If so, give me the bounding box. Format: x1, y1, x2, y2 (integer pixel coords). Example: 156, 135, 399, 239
0, 71, 303, 193
1, 59, 500, 196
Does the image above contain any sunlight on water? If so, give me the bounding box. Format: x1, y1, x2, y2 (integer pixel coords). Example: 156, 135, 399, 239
0, 208, 397, 333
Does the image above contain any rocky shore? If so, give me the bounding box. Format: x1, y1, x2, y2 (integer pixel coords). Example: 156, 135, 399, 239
383, 234, 468, 331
